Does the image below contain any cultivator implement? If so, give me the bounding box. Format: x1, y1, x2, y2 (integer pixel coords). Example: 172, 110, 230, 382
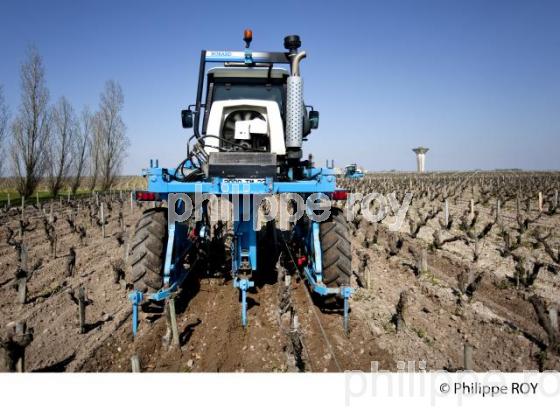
128, 30, 354, 337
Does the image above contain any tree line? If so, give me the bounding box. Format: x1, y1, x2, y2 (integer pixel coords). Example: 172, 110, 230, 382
0, 47, 129, 197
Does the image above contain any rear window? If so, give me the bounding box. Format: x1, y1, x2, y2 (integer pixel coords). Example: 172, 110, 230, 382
212, 83, 284, 112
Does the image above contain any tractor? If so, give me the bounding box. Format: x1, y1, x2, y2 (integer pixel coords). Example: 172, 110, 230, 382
128, 30, 353, 335
344, 163, 365, 179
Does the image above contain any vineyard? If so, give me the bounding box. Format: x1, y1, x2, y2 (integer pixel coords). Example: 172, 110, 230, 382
0, 176, 147, 204
339, 170, 560, 371
0, 171, 559, 372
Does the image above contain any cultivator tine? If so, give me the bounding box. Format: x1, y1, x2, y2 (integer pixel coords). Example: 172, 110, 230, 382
132, 302, 138, 336
341, 287, 353, 336
234, 278, 255, 328
241, 286, 248, 327
129, 290, 143, 336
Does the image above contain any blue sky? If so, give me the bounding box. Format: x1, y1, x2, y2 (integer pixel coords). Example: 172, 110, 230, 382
1, 0, 559, 173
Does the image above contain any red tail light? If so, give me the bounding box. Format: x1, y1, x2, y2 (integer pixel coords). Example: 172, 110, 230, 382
331, 190, 348, 200
135, 191, 158, 201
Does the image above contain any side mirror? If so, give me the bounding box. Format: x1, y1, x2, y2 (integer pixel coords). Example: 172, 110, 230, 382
181, 109, 194, 128
309, 110, 319, 129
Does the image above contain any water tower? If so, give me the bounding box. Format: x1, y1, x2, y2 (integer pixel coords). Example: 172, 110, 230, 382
412, 147, 429, 173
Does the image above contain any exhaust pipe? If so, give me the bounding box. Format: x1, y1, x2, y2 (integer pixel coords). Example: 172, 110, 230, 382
285, 35, 306, 151
290, 51, 306, 77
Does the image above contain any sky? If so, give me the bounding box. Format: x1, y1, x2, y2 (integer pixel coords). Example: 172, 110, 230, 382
0, 0, 559, 174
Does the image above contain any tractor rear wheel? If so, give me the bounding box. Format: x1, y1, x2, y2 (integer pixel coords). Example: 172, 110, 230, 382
129, 208, 168, 293
320, 209, 352, 305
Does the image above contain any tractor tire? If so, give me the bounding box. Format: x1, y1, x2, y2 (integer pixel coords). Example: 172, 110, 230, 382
129, 208, 168, 293
320, 209, 352, 304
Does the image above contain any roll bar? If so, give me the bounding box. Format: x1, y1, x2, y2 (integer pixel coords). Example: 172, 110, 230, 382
193, 50, 293, 141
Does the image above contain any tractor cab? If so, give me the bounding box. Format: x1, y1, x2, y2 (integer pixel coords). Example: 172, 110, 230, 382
180, 31, 319, 179
202, 67, 289, 154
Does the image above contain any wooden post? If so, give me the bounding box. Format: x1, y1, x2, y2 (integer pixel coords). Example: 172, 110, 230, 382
100, 203, 105, 238
549, 307, 558, 333
130, 191, 134, 212
18, 246, 28, 304
68, 191, 70, 202
291, 313, 299, 332
419, 248, 428, 274
123, 240, 130, 261
20, 244, 29, 272
463, 343, 473, 370
395, 291, 408, 333
49, 202, 54, 223
18, 277, 27, 305
78, 287, 86, 334
470, 199, 474, 218
7, 193, 10, 208
555, 190, 559, 209
131, 355, 141, 372
36, 192, 39, 207
444, 199, 449, 228
284, 274, 291, 287
15, 322, 27, 372
538, 192, 543, 213
167, 298, 180, 348
496, 199, 501, 223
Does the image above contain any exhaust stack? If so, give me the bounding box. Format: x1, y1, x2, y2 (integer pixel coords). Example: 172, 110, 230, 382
284, 35, 306, 151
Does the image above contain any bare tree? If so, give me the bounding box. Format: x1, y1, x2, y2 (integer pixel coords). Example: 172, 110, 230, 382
10, 47, 51, 197
71, 107, 92, 194
0, 86, 8, 177
46, 96, 75, 197
87, 112, 102, 191
97, 80, 128, 191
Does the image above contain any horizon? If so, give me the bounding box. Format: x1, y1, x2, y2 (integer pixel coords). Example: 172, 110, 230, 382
1, 0, 559, 175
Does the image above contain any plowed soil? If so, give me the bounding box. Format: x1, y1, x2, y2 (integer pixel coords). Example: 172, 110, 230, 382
1, 189, 559, 372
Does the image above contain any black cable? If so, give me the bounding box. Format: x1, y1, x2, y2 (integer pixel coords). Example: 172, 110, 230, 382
174, 131, 256, 183
195, 134, 253, 152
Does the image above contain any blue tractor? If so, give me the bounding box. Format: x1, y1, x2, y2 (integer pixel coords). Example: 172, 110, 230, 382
129, 31, 353, 335
344, 164, 364, 179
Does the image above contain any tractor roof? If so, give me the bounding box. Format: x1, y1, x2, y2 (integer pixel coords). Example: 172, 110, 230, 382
207, 67, 289, 79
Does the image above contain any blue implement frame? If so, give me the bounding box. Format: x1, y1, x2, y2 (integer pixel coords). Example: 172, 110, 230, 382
346, 171, 364, 180
128, 161, 354, 334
